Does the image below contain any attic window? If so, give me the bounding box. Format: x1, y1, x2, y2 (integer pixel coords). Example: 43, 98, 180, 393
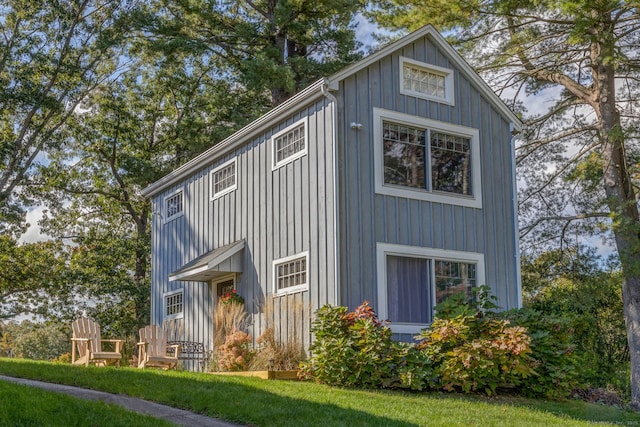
400, 57, 454, 105
210, 158, 237, 200
272, 117, 308, 169
164, 190, 184, 222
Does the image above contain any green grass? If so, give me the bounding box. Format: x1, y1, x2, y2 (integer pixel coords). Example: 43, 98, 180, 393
0, 379, 174, 427
1, 358, 639, 426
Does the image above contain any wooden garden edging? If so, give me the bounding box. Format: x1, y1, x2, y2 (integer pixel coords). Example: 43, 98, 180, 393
208, 370, 299, 380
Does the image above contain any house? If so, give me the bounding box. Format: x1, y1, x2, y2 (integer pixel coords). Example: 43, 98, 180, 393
142, 25, 522, 368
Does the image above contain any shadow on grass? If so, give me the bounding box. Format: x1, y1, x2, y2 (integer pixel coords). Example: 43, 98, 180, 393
0, 359, 638, 427
0, 359, 417, 427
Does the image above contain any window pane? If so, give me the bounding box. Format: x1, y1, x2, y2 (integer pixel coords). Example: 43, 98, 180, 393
431, 131, 472, 195
383, 121, 426, 188
275, 255, 307, 291
434, 260, 476, 304
402, 64, 447, 99
275, 123, 305, 164
386, 256, 431, 324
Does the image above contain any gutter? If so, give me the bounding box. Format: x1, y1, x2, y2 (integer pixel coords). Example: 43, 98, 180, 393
142, 79, 327, 198
510, 122, 523, 308
321, 79, 341, 306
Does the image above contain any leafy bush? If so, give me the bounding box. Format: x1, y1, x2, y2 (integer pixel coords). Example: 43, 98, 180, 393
501, 308, 579, 398
416, 314, 532, 395
215, 329, 254, 371
299, 302, 433, 389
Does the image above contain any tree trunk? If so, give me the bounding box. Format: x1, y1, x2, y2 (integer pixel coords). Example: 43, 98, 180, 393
593, 19, 640, 408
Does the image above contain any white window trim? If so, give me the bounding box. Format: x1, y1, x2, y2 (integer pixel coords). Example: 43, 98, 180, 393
163, 288, 184, 320
162, 189, 184, 223
399, 56, 455, 106
271, 117, 308, 170
376, 243, 485, 334
272, 251, 309, 296
209, 158, 237, 201
373, 108, 483, 209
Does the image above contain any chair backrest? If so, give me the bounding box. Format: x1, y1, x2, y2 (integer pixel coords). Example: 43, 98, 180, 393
72, 317, 102, 355
139, 325, 168, 357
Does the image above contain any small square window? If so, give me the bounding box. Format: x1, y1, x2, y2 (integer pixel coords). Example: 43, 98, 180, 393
399, 57, 454, 105
163, 190, 184, 222
273, 252, 309, 295
272, 118, 308, 169
164, 290, 183, 320
210, 158, 237, 200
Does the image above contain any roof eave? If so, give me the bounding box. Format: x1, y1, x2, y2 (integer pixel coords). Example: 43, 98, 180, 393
142, 79, 327, 198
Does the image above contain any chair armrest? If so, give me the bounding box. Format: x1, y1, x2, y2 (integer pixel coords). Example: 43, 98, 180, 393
71, 338, 89, 342
100, 339, 123, 353
167, 344, 180, 358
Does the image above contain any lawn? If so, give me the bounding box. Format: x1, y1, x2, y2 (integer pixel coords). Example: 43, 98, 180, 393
0, 379, 174, 427
0, 358, 638, 426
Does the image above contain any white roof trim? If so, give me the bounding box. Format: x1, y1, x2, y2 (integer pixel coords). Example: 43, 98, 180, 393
329, 25, 521, 129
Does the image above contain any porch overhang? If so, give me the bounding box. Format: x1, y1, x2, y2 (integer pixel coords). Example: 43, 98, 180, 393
169, 240, 245, 282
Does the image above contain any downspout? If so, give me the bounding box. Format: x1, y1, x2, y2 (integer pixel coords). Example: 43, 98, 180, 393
510, 122, 523, 308
321, 79, 340, 306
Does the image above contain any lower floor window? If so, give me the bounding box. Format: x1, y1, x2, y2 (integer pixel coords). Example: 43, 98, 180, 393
377, 244, 484, 333
164, 289, 183, 320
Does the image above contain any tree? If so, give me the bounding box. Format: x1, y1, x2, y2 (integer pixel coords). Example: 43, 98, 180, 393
146, 0, 364, 106
0, 0, 138, 236
522, 248, 628, 385
0, 235, 73, 320
368, 0, 640, 407
36, 51, 265, 335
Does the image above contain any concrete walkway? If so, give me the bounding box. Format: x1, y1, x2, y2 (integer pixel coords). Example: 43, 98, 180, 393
0, 375, 244, 427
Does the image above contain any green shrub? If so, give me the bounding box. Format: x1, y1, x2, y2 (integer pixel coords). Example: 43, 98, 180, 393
416, 315, 532, 395
501, 308, 579, 398
299, 302, 433, 390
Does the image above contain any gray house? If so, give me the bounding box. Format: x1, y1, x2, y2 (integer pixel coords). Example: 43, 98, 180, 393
142, 25, 522, 362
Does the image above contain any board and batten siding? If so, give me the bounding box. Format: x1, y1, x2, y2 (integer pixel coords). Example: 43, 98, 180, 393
335, 34, 519, 327
150, 98, 337, 352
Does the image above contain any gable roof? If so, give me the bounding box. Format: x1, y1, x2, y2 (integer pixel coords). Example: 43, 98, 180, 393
143, 24, 521, 198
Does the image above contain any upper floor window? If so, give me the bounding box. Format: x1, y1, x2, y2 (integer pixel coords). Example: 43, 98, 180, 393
272, 117, 308, 169
163, 190, 184, 222
399, 57, 455, 105
373, 108, 482, 209
164, 289, 183, 320
272, 252, 309, 296
210, 158, 237, 200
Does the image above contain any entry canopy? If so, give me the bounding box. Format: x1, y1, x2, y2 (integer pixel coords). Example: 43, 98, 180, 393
169, 240, 245, 282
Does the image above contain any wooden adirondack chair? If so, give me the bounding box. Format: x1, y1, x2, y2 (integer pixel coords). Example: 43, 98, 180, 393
137, 325, 180, 370
71, 317, 123, 367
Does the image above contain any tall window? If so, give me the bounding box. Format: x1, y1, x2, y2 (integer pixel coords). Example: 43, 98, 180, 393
163, 190, 184, 222
377, 244, 484, 333
164, 290, 183, 320
273, 252, 308, 296
374, 108, 482, 209
272, 118, 308, 169
210, 158, 237, 200
399, 57, 454, 105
